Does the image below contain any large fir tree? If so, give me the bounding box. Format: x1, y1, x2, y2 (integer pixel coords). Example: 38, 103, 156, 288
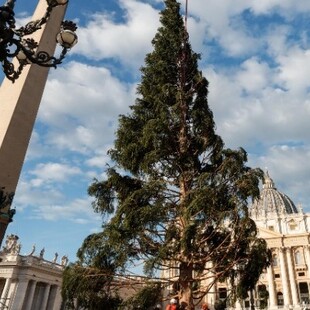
63, 1, 271, 309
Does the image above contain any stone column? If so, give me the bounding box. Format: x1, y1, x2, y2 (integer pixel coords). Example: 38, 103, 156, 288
204, 261, 216, 309
23, 280, 37, 310
266, 265, 277, 308
209, 279, 216, 310
6, 280, 17, 309
10, 279, 29, 309
0, 0, 68, 246
41, 284, 51, 310
286, 247, 299, 306
235, 299, 243, 310
279, 247, 291, 307
46, 285, 57, 310
53, 286, 62, 310
0, 278, 11, 309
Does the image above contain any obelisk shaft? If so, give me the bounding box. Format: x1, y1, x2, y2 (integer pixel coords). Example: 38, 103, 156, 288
0, 0, 67, 244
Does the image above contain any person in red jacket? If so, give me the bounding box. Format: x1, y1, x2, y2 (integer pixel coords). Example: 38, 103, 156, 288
166, 298, 178, 310
201, 303, 208, 310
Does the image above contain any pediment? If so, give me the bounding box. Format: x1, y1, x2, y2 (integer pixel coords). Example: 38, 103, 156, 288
256, 226, 282, 238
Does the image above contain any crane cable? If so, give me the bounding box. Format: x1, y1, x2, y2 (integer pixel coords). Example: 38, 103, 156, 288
185, 0, 188, 31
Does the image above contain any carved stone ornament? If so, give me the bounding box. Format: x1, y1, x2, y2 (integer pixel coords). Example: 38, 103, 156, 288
2, 234, 21, 255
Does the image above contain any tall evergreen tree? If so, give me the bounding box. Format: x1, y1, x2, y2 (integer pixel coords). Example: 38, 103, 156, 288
64, 1, 271, 309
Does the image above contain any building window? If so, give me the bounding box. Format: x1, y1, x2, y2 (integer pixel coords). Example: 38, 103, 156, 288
295, 251, 302, 265
289, 220, 297, 230
299, 272, 305, 277
299, 282, 310, 304
272, 255, 278, 267
274, 274, 280, 279
218, 288, 227, 300
277, 292, 284, 306
257, 285, 268, 309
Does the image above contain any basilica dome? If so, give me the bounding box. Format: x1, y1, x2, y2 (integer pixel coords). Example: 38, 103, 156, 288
249, 171, 298, 218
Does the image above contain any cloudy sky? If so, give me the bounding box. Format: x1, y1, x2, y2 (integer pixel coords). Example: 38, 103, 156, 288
2, 0, 310, 264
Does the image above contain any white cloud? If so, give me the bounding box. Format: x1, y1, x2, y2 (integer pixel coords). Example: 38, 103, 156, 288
73, 0, 160, 69
249, 0, 310, 15
235, 58, 272, 94
179, 0, 259, 57
42, 62, 132, 121
14, 180, 65, 210
277, 48, 310, 94
38, 61, 135, 153
252, 145, 310, 209
15, 13, 31, 28
31, 197, 100, 222
178, 0, 310, 60
265, 25, 292, 58
14, 180, 101, 224
85, 146, 112, 168
206, 50, 310, 149
30, 162, 82, 185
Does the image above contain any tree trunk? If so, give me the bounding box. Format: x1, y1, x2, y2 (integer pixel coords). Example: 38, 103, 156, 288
250, 289, 255, 310
179, 262, 195, 309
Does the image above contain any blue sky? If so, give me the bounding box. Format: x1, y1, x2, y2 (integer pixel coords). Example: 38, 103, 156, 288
2, 0, 310, 267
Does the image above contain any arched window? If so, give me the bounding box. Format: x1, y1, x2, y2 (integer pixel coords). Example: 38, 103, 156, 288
272, 254, 278, 267
295, 251, 302, 265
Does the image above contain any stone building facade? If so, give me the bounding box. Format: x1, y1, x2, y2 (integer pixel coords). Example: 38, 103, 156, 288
0, 235, 67, 310
209, 172, 310, 310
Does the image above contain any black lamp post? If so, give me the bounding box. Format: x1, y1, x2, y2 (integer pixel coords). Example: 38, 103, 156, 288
0, 0, 78, 82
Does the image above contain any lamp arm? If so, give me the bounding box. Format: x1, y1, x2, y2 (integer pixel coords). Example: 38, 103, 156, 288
19, 43, 68, 67
0, 0, 77, 83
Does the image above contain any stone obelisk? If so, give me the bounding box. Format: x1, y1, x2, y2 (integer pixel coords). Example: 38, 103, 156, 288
0, 0, 67, 245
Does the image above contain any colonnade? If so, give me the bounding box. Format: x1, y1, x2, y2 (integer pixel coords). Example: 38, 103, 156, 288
265, 245, 310, 309
0, 278, 61, 310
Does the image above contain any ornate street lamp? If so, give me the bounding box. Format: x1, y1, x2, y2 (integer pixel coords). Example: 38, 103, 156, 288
0, 0, 78, 82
